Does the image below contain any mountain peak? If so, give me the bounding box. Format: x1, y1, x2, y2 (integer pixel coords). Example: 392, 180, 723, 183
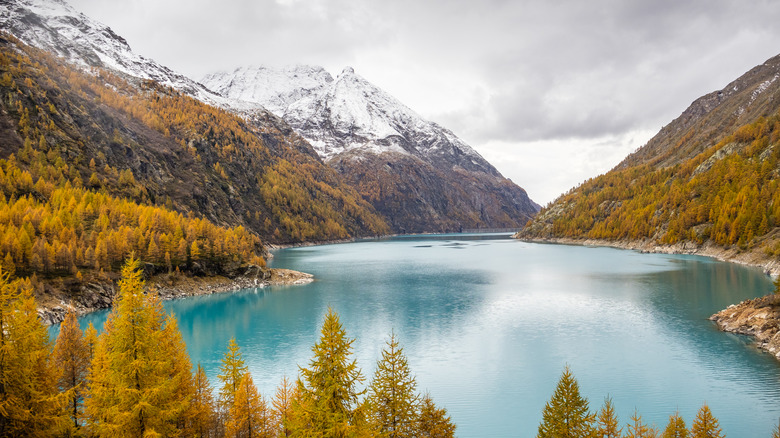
203, 63, 490, 166
202, 62, 541, 232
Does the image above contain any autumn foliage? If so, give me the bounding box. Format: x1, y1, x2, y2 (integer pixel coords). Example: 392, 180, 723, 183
0, 259, 455, 436
0, 31, 389, 257
523, 112, 780, 254
536, 367, 726, 438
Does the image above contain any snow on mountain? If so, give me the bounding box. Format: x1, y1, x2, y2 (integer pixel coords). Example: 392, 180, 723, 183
203, 64, 540, 232
0, 0, 540, 231
0, 0, 231, 106
202, 65, 498, 175
202, 65, 332, 116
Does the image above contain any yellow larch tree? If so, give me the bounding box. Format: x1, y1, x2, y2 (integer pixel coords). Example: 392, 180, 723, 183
186, 363, 218, 437
82, 256, 194, 437
225, 373, 275, 438
292, 307, 365, 437
52, 306, 91, 435
0, 268, 62, 436
366, 333, 419, 438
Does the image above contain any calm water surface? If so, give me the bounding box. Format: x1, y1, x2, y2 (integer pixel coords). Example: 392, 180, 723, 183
72, 234, 780, 437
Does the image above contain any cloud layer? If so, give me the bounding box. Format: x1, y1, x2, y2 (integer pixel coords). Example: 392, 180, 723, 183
68, 0, 780, 202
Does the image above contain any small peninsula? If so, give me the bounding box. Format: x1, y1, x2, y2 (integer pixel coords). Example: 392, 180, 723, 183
37, 266, 313, 325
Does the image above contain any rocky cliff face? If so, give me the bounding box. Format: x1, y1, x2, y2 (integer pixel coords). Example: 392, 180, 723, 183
203, 65, 540, 232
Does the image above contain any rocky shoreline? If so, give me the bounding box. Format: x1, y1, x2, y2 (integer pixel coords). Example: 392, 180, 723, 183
710, 294, 780, 359
38, 266, 313, 326
518, 236, 780, 276
520, 236, 780, 359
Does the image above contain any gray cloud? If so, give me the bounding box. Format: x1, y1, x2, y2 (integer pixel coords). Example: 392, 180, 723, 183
67, 0, 780, 202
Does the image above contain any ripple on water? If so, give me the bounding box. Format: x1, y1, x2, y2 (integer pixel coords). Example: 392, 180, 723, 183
59, 236, 780, 438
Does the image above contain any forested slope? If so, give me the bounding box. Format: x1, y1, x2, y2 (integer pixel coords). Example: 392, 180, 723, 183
0, 33, 389, 248
0, 33, 392, 316
520, 53, 780, 268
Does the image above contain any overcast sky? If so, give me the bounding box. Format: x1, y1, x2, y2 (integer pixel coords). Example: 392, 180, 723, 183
67, 0, 780, 205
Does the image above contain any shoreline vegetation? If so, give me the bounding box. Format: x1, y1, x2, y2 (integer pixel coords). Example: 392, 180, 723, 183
519, 235, 780, 360
38, 266, 313, 326
10, 258, 455, 436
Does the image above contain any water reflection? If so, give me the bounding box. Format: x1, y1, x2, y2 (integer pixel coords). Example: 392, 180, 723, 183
62, 236, 780, 437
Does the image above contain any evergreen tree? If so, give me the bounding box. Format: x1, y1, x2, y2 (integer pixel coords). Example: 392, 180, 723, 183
225, 373, 275, 438
83, 323, 98, 359
52, 306, 90, 434
187, 364, 218, 437
366, 333, 419, 438
595, 396, 621, 438
662, 411, 688, 438
83, 320, 113, 435
162, 315, 196, 431
0, 268, 62, 436
272, 375, 296, 438
293, 307, 365, 437
218, 338, 248, 412
82, 256, 194, 437
536, 366, 594, 438
416, 393, 455, 438
690, 404, 724, 438
625, 410, 658, 438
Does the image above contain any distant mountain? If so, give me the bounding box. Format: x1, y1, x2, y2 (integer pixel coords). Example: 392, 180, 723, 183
203, 65, 540, 233
520, 52, 780, 269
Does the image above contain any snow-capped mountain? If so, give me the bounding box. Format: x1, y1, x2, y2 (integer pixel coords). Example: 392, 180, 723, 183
203, 65, 539, 232
0, 0, 539, 233
0, 0, 224, 104
202, 65, 499, 175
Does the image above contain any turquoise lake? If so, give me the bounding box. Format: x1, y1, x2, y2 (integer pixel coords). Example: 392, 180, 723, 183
70, 234, 780, 437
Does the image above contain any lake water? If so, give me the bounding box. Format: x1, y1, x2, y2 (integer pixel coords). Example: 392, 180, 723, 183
70, 234, 780, 437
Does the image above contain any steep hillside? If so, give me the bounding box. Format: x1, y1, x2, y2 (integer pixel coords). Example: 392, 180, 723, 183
618, 53, 780, 170
0, 34, 389, 245
520, 52, 780, 270
0, 0, 221, 103
203, 65, 539, 233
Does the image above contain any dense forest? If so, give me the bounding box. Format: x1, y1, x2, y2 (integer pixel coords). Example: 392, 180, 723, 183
0, 258, 456, 437
0, 32, 394, 311
0, 32, 389, 248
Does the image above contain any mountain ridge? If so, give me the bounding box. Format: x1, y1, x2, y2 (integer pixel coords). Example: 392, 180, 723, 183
3, 0, 539, 235
0, 0, 227, 104
616, 53, 780, 171
203, 64, 540, 233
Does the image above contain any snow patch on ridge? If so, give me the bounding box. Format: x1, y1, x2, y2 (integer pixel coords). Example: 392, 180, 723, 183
0, 0, 266, 110
201, 64, 491, 173
751, 74, 778, 104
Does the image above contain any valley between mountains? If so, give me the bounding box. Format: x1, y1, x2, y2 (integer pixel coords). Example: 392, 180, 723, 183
2, 0, 780, 362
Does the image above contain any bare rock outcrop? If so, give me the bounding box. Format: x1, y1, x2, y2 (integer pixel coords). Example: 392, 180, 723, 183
710, 294, 780, 359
